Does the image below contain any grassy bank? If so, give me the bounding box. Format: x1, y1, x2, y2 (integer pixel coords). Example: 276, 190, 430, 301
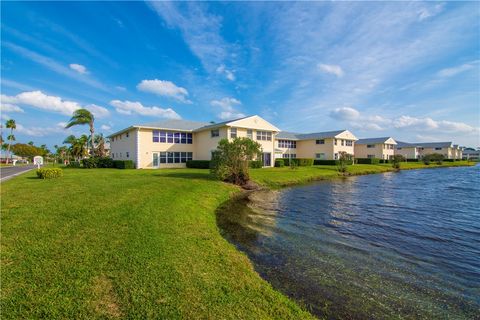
251, 160, 475, 188
1, 161, 474, 319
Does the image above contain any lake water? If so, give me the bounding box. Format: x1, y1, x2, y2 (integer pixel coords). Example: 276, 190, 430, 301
217, 165, 480, 319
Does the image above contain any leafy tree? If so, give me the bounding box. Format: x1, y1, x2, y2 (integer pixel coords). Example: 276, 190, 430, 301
10, 143, 43, 159
63, 134, 89, 161
28, 141, 34, 146
391, 155, 405, 169
65, 109, 96, 154
423, 153, 444, 165
5, 119, 16, 164
337, 151, 351, 174
210, 137, 262, 185
93, 134, 107, 157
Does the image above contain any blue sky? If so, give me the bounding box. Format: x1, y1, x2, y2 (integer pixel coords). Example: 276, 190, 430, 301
1, 1, 479, 148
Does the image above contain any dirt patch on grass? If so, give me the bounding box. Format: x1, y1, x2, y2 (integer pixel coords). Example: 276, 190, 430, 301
91, 275, 122, 318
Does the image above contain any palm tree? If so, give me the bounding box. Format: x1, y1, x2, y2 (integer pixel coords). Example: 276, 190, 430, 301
63, 134, 89, 161
5, 119, 16, 164
65, 109, 95, 155
93, 133, 107, 157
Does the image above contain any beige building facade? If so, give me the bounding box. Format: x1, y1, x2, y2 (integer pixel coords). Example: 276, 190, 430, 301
394, 141, 460, 160
275, 130, 357, 160
108, 115, 279, 169
354, 137, 397, 160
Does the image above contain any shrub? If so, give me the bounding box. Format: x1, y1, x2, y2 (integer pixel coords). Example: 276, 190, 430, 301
82, 157, 115, 168
274, 159, 285, 167
186, 160, 211, 169
391, 155, 405, 170
423, 153, 444, 165
296, 158, 314, 166
443, 159, 455, 162
282, 158, 292, 166
357, 158, 381, 164
113, 160, 135, 169
66, 161, 81, 168
37, 168, 63, 179
249, 160, 263, 168
314, 160, 354, 165
406, 158, 419, 162
210, 138, 262, 185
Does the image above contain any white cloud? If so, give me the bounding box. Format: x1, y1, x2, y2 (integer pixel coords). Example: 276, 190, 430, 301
16, 122, 68, 137
69, 63, 88, 74
137, 79, 191, 103
394, 115, 478, 133
210, 97, 245, 120
1, 103, 24, 113
437, 61, 477, 77
147, 2, 231, 72
216, 64, 236, 81
101, 124, 112, 131
329, 107, 360, 121
417, 3, 445, 21
318, 63, 344, 77
1, 91, 109, 117
110, 100, 181, 119
3, 42, 107, 91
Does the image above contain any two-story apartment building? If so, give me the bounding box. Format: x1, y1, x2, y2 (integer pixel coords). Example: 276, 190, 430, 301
354, 137, 397, 160
275, 130, 357, 160
394, 141, 458, 159
108, 115, 279, 168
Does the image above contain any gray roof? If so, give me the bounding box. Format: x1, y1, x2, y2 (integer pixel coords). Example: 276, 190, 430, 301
396, 141, 453, 148
276, 129, 347, 141
137, 119, 210, 131
356, 137, 396, 145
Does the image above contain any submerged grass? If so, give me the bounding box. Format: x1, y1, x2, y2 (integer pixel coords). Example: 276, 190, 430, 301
1, 161, 474, 319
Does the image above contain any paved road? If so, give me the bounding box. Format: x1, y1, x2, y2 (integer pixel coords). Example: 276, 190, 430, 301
0, 165, 36, 182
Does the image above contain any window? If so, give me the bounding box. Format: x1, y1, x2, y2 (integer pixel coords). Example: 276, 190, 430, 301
153, 130, 159, 142
181, 133, 187, 144
345, 140, 353, 146
282, 154, 296, 158
187, 133, 193, 144
126, 152, 129, 158
168, 152, 174, 163
211, 129, 219, 137
278, 140, 296, 148
247, 129, 253, 139
167, 132, 174, 143
160, 152, 167, 163
154, 131, 191, 144
174, 152, 180, 163
257, 131, 272, 141
316, 139, 325, 145
112, 153, 114, 158
334, 153, 338, 160
334, 139, 337, 146
341, 139, 345, 146
367, 144, 375, 148
315, 153, 326, 160
435, 147, 442, 150
160, 131, 166, 143
126, 132, 129, 138
174, 132, 181, 144
230, 128, 237, 139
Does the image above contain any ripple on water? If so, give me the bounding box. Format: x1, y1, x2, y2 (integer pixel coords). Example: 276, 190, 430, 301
217, 165, 480, 319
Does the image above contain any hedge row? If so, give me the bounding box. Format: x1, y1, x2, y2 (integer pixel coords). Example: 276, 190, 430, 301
186, 160, 211, 169
275, 159, 285, 167
82, 157, 114, 168
282, 158, 314, 166
313, 160, 353, 165
37, 168, 63, 179
249, 160, 263, 168
113, 160, 135, 169
356, 158, 381, 164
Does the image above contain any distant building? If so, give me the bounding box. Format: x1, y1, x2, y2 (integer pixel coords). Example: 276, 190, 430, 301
462, 148, 480, 160
395, 141, 462, 160
354, 137, 397, 160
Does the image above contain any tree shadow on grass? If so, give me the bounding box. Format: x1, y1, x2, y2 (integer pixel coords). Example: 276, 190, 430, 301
152, 171, 216, 181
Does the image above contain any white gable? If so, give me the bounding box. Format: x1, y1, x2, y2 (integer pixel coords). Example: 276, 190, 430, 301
227, 115, 280, 132
334, 130, 358, 141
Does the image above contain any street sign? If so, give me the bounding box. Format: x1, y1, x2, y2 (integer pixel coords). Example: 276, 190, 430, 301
33, 156, 43, 169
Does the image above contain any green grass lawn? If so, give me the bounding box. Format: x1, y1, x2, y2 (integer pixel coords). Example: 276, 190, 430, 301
1, 161, 474, 319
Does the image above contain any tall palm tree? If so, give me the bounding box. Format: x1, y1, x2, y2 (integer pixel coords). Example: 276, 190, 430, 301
64, 134, 89, 161
93, 133, 106, 157
5, 119, 16, 164
65, 109, 95, 155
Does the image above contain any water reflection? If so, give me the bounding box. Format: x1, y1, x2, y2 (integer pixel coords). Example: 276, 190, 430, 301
217, 165, 480, 319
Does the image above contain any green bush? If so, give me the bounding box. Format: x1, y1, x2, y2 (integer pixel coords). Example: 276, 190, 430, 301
66, 161, 81, 168
422, 153, 444, 165
82, 157, 115, 168
274, 159, 285, 167
443, 159, 455, 162
356, 158, 381, 164
314, 160, 354, 165
186, 160, 211, 169
113, 160, 135, 169
406, 158, 419, 162
379, 159, 390, 163
249, 160, 263, 168
296, 158, 314, 166
37, 168, 63, 179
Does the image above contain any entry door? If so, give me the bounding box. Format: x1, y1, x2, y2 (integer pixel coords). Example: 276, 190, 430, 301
153, 152, 159, 168
263, 152, 271, 167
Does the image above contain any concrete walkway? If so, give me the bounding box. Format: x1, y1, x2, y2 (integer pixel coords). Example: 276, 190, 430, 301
0, 165, 36, 183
